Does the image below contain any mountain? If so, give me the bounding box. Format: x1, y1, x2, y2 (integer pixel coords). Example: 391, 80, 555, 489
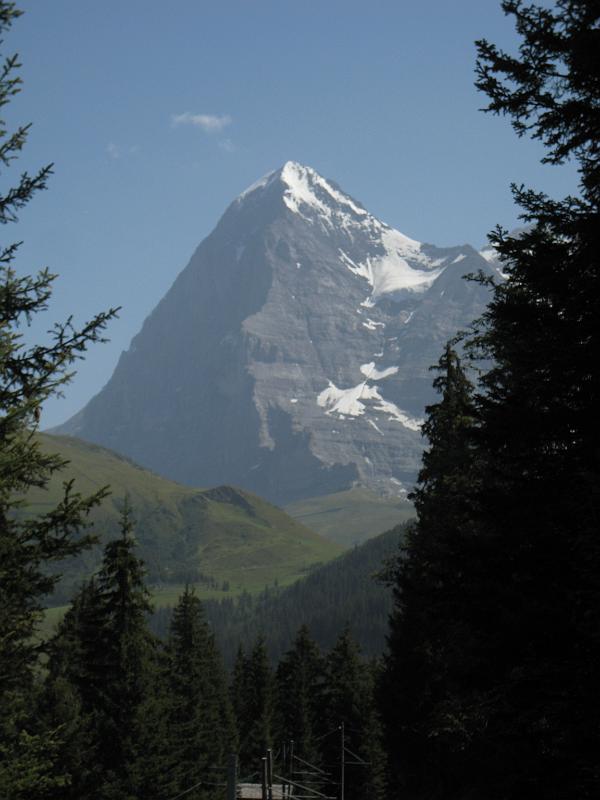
29, 434, 342, 603
55, 162, 498, 504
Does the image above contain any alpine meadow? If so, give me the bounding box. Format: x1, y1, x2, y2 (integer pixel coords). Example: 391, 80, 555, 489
0, 2, 598, 800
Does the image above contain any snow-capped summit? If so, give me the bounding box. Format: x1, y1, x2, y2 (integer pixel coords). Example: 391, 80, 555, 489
234, 161, 451, 305
280, 161, 369, 219
238, 161, 369, 219
55, 163, 495, 503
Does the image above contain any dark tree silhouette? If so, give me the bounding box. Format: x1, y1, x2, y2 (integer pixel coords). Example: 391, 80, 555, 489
383, 2, 600, 797
0, 4, 117, 795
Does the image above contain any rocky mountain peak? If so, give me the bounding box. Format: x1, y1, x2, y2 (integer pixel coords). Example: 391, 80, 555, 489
54, 164, 496, 504
236, 160, 367, 215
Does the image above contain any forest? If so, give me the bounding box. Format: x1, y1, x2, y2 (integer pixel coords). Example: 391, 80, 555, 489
1, 1, 598, 798
150, 523, 406, 666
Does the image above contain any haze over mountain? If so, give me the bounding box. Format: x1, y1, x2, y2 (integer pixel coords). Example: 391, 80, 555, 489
55, 162, 498, 504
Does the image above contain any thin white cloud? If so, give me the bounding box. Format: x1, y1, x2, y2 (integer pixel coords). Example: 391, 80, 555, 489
171, 112, 232, 133
107, 142, 139, 159
218, 138, 236, 153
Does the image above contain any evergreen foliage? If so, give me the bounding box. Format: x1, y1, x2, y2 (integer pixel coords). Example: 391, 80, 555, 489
228, 626, 387, 800
165, 586, 236, 800
321, 630, 386, 800
0, 3, 117, 796
381, 347, 480, 795
43, 508, 163, 799
150, 525, 408, 667
39, 579, 106, 798
275, 625, 324, 768
234, 637, 275, 773
91, 503, 158, 798
410, 344, 477, 530
42, 534, 396, 800
383, 2, 600, 797
231, 644, 248, 742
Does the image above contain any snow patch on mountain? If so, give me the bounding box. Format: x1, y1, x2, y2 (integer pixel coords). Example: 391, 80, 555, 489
480, 244, 510, 279
317, 380, 378, 418
362, 317, 385, 331
480, 245, 498, 263
281, 162, 368, 221
317, 378, 422, 432
368, 419, 384, 435
370, 233, 445, 298
360, 362, 398, 380
281, 164, 332, 219
338, 226, 445, 303
375, 396, 423, 431
238, 169, 277, 200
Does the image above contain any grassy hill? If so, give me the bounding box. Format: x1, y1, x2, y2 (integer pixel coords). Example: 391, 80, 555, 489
285, 487, 415, 546
151, 523, 410, 666
28, 434, 342, 604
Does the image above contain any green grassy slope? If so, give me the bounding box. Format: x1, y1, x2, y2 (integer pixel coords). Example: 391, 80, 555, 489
284, 487, 415, 546
151, 523, 410, 666
29, 434, 342, 604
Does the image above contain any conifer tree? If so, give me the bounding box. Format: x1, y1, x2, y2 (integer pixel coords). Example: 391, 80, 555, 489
381, 347, 478, 796
45, 506, 160, 799
165, 586, 236, 800
92, 503, 157, 798
231, 644, 248, 732
275, 625, 324, 770
322, 630, 385, 800
0, 3, 117, 796
465, 3, 599, 793
39, 580, 106, 799
410, 344, 477, 526
234, 636, 275, 773
384, 2, 600, 797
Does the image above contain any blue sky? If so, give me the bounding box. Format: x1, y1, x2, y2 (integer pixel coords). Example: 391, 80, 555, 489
6, 0, 578, 428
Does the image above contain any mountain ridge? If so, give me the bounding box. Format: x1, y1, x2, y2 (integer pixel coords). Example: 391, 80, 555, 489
29, 433, 342, 602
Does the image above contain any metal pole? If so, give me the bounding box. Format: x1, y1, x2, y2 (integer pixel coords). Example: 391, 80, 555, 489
340, 723, 345, 800
282, 742, 287, 800
227, 753, 238, 800
262, 757, 268, 800
267, 749, 273, 800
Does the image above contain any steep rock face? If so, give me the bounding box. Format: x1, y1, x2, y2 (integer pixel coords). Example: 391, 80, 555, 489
57, 162, 497, 503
